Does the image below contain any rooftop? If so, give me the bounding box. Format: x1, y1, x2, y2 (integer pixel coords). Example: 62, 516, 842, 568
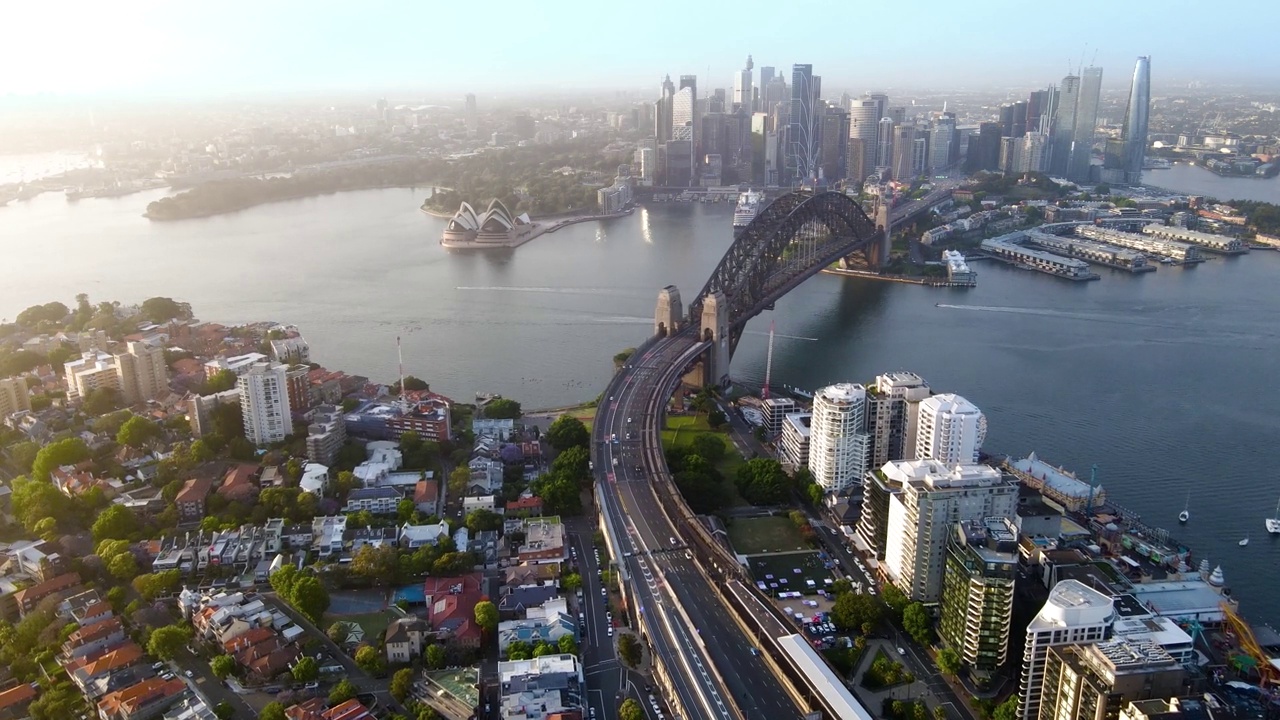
1029, 579, 1115, 631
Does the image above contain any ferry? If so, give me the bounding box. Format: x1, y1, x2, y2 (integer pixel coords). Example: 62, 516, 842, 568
733, 190, 764, 228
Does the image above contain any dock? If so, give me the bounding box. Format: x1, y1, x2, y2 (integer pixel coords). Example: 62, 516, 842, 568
980, 234, 1101, 281
1023, 231, 1156, 273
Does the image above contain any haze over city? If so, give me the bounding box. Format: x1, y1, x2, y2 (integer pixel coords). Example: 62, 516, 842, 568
3, 0, 1276, 100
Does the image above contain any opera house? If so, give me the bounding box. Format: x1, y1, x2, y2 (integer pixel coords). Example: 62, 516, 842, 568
440, 199, 535, 247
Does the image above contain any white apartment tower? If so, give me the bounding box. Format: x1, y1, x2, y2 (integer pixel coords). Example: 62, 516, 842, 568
882, 459, 1018, 603
915, 393, 987, 464
239, 361, 294, 446
1018, 580, 1116, 720
866, 371, 932, 469
807, 383, 872, 494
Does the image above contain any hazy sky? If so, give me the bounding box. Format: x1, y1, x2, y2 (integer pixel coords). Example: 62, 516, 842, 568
3, 0, 1271, 99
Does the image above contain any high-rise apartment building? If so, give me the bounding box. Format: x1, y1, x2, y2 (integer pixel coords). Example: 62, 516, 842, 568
1049, 74, 1080, 176
1038, 640, 1184, 720
239, 361, 294, 446
64, 350, 119, 401
779, 412, 812, 470
733, 55, 753, 110
866, 372, 932, 469
1068, 67, 1103, 182
940, 517, 1018, 675
116, 340, 169, 405
808, 383, 871, 495
883, 460, 1017, 603
787, 64, 818, 185
1018, 580, 1116, 720
915, 393, 986, 464
848, 99, 881, 181
1017, 132, 1049, 174
819, 104, 849, 183
0, 376, 31, 417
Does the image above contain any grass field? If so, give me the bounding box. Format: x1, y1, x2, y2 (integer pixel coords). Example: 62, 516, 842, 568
746, 551, 834, 595
661, 413, 746, 476
726, 516, 809, 555
321, 610, 397, 643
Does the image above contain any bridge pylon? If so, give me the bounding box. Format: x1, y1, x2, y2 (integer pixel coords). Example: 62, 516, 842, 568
654, 285, 682, 338
699, 291, 731, 388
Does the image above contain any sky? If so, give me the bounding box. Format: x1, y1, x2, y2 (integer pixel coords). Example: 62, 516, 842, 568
1, 0, 1272, 100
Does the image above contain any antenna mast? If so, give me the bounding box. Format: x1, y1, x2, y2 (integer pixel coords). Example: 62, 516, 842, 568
397, 335, 408, 413
762, 319, 776, 400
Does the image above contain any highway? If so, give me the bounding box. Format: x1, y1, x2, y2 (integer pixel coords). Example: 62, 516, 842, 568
593, 334, 799, 720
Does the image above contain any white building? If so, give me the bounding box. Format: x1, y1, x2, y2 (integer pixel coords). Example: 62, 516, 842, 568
882, 459, 1017, 603
0, 376, 32, 417
299, 463, 329, 495
807, 383, 872, 494
866, 371, 932, 469
1018, 580, 1116, 720
64, 350, 119, 401
778, 412, 811, 470
238, 362, 293, 445
498, 654, 585, 720
915, 393, 986, 465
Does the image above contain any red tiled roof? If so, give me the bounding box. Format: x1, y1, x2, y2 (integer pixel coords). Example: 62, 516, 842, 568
0, 684, 36, 710
13, 571, 80, 609
174, 476, 213, 504
223, 626, 276, 654
506, 496, 543, 511
71, 641, 143, 679
66, 616, 122, 646
97, 677, 185, 718
218, 463, 259, 500
414, 480, 438, 504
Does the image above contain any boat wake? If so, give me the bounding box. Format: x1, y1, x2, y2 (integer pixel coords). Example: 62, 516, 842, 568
455, 285, 625, 295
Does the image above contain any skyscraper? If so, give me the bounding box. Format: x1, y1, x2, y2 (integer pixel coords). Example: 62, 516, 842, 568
240, 361, 293, 446
1119, 56, 1151, 184
733, 55, 753, 111
939, 517, 1018, 674
115, 340, 169, 405
915, 393, 986, 464
807, 383, 872, 494
1017, 580, 1116, 720
787, 64, 818, 185
672, 86, 695, 133
876, 116, 895, 170
1068, 66, 1103, 182
679, 75, 698, 162
1010, 100, 1028, 138
976, 122, 1002, 172
891, 124, 918, 181
848, 99, 881, 180
1049, 74, 1080, 176
929, 114, 956, 172
818, 103, 849, 183
759, 66, 775, 107
1038, 640, 1184, 720
655, 75, 675, 143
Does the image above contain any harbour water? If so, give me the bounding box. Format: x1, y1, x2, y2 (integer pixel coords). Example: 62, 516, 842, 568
2, 176, 1278, 627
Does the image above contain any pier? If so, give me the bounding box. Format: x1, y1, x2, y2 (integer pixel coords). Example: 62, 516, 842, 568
980, 233, 1101, 281
1023, 230, 1156, 273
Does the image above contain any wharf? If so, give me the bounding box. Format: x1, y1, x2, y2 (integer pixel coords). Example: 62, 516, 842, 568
982, 251, 1100, 281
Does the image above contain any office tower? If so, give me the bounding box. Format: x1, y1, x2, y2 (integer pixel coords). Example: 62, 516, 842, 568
1038, 640, 1184, 720
759, 66, 775, 109
750, 112, 768, 183
915, 393, 986, 464
882, 460, 1017, 603
655, 74, 676, 142
940, 518, 1018, 674
999, 104, 1016, 138
787, 64, 818, 185
929, 114, 956, 172
115, 340, 169, 405
1027, 89, 1055, 136
464, 93, 477, 136
733, 55, 753, 110
672, 86, 695, 133
1068, 66, 1104, 182
848, 99, 881, 180
807, 383, 872, 495
974, 122, 1002, 172
877, 117, 895, 169
701, 113, 727, 162
1011, 100, 1028, 138
1119, 56, 1152, 184
846, 138, 866, 187
891, 124, 917, 181
1000, 137, 1020, 174
1050, 74, 1080, 176
911, 136, 929, 178
709, 88, 726, 114
0, 376, 31, 417
1017, 132, 1049, 174
725, 109, 752, 184
819, 104, 849, 182
239, 361, 293, 446
665, 126, 695, 187
1018, 580, 1116, 720
885, 106, 904, 124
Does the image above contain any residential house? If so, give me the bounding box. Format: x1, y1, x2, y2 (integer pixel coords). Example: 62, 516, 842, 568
413, 479, 439, 515
175, 477, 213, 522
504, 563, 559, 588
384, 616, 430, 663
517, 518, 568, 566
3, 538, 67, 580
424, 573, 485, 649
499, 585, 560, 620
299, 463, 329, 495
342, 486, 401, 515
217, 464, 260, 503
311, 516, 347, 557
96, 676, 188, 720
349, 526, 399, 553
62, 616, 126, 660
498, 598, 576, 655
285, 698, 375, 720
497, 654, 585, 720
467, 457, 504, 495
473, 418, 515, 440
505, 496, 544, 518
259, 466, 285, 489
398, 521, 451, 549
14, 571, 81, 616
50, 464, 119, 498
463, 495, 498, 514
68, 640, 144, 693
0, 684, 36, 719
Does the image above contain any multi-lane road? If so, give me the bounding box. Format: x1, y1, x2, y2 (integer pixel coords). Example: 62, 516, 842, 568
591, 334, 799, 720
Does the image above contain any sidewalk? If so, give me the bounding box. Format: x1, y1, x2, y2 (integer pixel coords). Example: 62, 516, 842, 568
849, 639, 945, 719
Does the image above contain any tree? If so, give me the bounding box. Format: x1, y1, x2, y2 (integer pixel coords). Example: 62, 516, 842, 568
292, 656, 319, 682
425, 643, 447, 670
32, 516, 58, 543
550, 445, 590, 484
351, 544, 399, 586
214, 702, 235, 720
691, 433, 727, 463
483, 398, 522, 419
832, 591, 883, 632
617, 633, 642, 667
140, 297, 192, 323
882, 583, 910, 617
474, 600, 498, 633
936, 647, 962, 676
31, 436, 89, 481
288, 576, 330, 624
210, 654, 237, 679
993, 696, 1019, 720
545, 415, 589, 452
260, 702, 287, 720
355, 645, 384, 674
148, 623, 192, 661
8, 441, 39, 474
466, 508, 504, 533
734, 457, 789, 506
203, 369, 238, 394
82, 387, 121, 416
329, 679, 358, 706
562, 573, 582, 592
902, 603, 932, 646
619, 698, 645, 720
117, 415, 161, 448
557, 634, 578, 655
132, 570, 181, 601
707, 408, 726, 428
448, 465, 470, 499
391, 667, 415, 701
397, 376, 429, 393
92, 504, 140, 542
108, 551, 139, 581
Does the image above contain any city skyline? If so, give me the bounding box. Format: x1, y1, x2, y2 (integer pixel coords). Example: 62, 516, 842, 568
2, 0, 1273, 99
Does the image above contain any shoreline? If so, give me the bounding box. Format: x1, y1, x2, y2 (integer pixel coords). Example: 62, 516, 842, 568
437, 207, 634, 249
143, 182, 443, 221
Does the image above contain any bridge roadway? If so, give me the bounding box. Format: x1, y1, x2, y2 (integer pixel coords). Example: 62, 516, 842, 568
594, 334, 799, 720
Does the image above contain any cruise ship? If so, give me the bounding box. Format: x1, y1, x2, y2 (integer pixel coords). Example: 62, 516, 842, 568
733, 191, 764, 228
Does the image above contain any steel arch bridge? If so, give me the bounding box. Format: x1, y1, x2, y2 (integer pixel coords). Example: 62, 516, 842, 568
688, 190, 882, 350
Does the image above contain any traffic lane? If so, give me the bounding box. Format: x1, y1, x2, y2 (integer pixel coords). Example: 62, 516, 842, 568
171, 654, 257, 717
658, 557, 799, 718
574, 532, 615, 662
628, 561, 711, 720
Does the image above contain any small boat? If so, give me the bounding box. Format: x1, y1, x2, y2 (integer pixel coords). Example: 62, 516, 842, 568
1266, 498, 1280, 535
1178, 491, 1190, 524
1238, 537, 1249, 547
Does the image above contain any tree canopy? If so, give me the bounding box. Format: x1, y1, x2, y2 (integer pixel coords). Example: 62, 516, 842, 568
117, 415, 161, 448
32, 436, 89, 481
902, 602, 933, 646
545, 415, 589, 451
483, 398, 522, 419
474, 600, 498, 632
147, 624, 191, 660
140, 297, 193, 324
734, 457, 789, 505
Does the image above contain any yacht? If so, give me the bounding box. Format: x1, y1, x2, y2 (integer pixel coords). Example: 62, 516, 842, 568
1239, 536, 1250, 547
1178, 491, 1190, 523
1266, 498, 1280, 535
733, 190, 764, 228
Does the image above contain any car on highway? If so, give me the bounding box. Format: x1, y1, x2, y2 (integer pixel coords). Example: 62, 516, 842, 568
898, 647, 906, 655
304, 681, 319, 689
607, 626, 614, 638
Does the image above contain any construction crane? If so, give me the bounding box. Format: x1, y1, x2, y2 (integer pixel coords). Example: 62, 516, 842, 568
1220, 601, 1278, 686
761, 319, 776, 400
